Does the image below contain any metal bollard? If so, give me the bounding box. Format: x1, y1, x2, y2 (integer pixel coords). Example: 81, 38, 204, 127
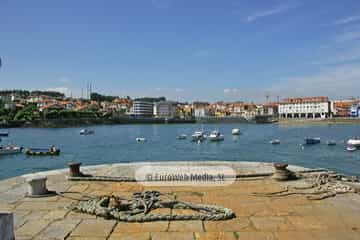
26, 176, 56, 197
68, 162, 84, 177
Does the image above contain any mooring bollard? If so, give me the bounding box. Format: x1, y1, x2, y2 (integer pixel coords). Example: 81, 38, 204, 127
273, 163, 292, 181
68, 162, 84, 177
26, 176, 55, 197
0, 213, 14, 240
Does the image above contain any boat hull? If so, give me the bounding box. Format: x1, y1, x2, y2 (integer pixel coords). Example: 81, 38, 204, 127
191, 136, 205, 141
25, 149, 60, 156
231, 129, 241, 135
305, 138, 321, 145
347, 139, 360, 147
0, 147, 22, 155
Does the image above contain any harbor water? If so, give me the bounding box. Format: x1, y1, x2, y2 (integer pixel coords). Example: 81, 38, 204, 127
0, 123, 359, 180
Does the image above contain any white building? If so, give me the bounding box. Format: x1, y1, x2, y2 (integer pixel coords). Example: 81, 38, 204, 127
154, 101, 176, 118
193, 102, 211, 118
279, 97, 331, 119
131, 101, 154, 117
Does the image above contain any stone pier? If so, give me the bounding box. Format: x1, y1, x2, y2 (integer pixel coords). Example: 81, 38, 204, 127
0, 161, 359, 240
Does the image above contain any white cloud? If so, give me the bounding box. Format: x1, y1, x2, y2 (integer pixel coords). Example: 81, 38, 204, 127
58, 76, 70, 83
312, 46, 360, 65
333, 15, 360, 26
175, 88, 184, 92
155, 87, 162, 91
224, 88, 239, 94
335, 30, 360, 42
269, 64, 360, 99
245, 4, 299, 22
47, 87, 71, 97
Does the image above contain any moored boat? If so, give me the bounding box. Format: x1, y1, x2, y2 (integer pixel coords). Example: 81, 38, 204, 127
80, 129, 95, 135
305, 138, 321, 145
25, 148, 60, 156
327, 140, 337, 146
0, 145, 23, 155
191, 131, 205, 142
0, 132, 9, 137
176, 134, 187, 140
347, 138, 360, 147
231, 128, 241, 135
270, 139, 280, 145
208, 131, 224, 142
136, 137, 146, 142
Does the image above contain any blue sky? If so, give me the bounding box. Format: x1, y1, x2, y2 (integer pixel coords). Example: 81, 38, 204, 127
1, 0, 360, 102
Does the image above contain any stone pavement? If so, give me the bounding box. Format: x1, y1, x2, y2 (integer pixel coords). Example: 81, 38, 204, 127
0, 162, 360, 240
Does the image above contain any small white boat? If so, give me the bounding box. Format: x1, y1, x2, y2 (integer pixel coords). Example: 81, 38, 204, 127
191, 131, 205, 142
136, 137, 146, 142
0, 146, 23, 155
208, 131, 224, 142
80, 129, 95, 135
347, 139, 360, 147
231, 128, 241, 135
270, 139, 280, 145
347, 145, 357, 152
176, 134, 187, 140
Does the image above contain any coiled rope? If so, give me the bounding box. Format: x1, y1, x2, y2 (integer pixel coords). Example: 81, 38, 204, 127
253, 172, 359, 200
68, 190, 235, 222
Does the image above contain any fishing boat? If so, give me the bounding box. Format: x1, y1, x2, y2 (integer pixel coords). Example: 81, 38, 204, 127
191, 131, 206, 142
347, 138, 360, 147
0, 146, 23, 155
326, 140, 337, 146
0, 132, 9, 137
176, 134, 187, 140
231, 128, 241, 135
136, 137, 146, 142
25, 148, 60, 156
270, 139, 281, 145
208, 131, 224, 142
305, 138, 321, 145
346, 145, 357, 152
80, 129, 95, 135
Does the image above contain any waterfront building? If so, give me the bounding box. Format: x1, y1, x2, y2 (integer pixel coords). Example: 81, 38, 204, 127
176, 103, 193, 118
154, 101, 177, 118
131, 101, 154, 117
279, 96, 331, 119
350, 103, 360, 117
227, 102, 257, 119
332, 100, 358, 117
193, 102, 212, 117
258, 102, 279, 116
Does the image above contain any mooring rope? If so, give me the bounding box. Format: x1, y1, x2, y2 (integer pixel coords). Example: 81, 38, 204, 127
67, 190, 235, 222
253, 172, 359, 200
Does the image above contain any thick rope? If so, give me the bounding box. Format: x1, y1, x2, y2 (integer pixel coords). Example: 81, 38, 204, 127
68, 190, 235, 222
253, 172, 359, 200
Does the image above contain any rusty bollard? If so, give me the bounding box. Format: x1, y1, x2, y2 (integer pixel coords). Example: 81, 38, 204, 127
273, 163, 292, 181
68, 162, 85, 177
